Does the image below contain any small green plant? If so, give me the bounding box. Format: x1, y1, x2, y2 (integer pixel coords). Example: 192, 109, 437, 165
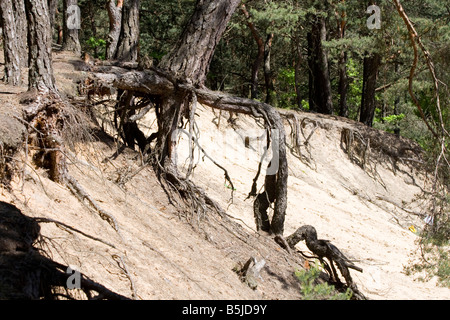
295, 263, 352, 300
85, 37, 106, 60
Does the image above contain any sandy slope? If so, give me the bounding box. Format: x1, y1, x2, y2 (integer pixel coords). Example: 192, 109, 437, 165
0, 50, 449, 300
171, 103, 450, 300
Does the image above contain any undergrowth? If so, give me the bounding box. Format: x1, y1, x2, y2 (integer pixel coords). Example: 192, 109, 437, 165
295, 263, 352, 300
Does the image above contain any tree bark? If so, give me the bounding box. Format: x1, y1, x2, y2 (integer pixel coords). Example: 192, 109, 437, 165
0, 0, 22, 85
106, 0, 123, 60
25, 0, 57, 92
264, 33, 276, 106
293, 35, 303, 110
0, 0, 27, 85
62, 0, 81, 54
338, 50, 348, 117
336, 3, 348, 117
359, 52, 381, 126
160, 0, 241, 86
115, 0, 140, 62
48, 0, 58, 32
13, 0, 28, 68
307, 15, 333, 115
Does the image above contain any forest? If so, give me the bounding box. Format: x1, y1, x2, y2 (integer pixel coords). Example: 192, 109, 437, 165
0, 0, 449, 300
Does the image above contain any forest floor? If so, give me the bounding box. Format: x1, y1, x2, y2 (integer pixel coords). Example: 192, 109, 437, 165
0, 50, 449, 300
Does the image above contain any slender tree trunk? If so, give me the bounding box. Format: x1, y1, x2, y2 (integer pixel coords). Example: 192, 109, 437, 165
338, 50, 348, 117
14, 0, 28, 67
115, 0, 140, 62
48, 0, 58, 32
1, 0, 22, 85
240, 3, 264, 99
307, 31, 316, 112
307, 15, 333, 115
316, 16, 333, 114
62, 0, 81, 54
264, 33, 276, 106
293, 35, 304, 110
360, 52, 381, 126
336, 3, 348, 117
106, 0, 123, 60
25, 0, 56, 92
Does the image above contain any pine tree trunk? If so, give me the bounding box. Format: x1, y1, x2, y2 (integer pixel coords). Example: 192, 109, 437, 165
1, 0, 22, 85
336, 6, 348, 118
25, 0, 56, 92
115, 0, 140, 62
338, 50, 348, 117
106, 0, 123, 60
0, 0, 27, 85
264, 33, 276, 106
240, 3, 264, 100
293, 35, 303, 110
307, 15, 333, 115
14, 0, 28, 68
62, 0, 81, 54
155, 0, 241, 164
160, 0, 241, 86
360, 52, 381, 126
48, 0, 58, 32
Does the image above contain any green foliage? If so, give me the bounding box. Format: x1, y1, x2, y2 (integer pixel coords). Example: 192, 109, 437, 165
85, 37, 106, 60
277, 67, 297, 109
77, 0, 109, 57
381, 113, 405, 124
294, 263, 352, 300
346, 58, 363, 119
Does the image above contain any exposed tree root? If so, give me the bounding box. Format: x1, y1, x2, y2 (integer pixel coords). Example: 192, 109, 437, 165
92, 66, 289, 236
66, 175, 120, 233
112, 254, 138, 300
20, 92, 121, 235
283, 225, 366, 300
34, 217, 116, 249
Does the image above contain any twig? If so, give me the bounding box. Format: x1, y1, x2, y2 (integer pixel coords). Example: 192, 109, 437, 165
112, 254, 138, 299
34, 217, 116, 249
66, 175, 120, 233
